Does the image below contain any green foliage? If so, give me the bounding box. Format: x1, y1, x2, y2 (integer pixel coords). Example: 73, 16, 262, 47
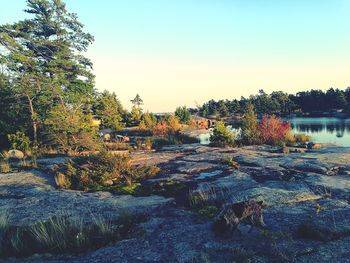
127, 106, 143, 127
139, 111, 157, 130
45, 105, 99, 154
0, 0, 95, 145
199, 88, 350, 117
130, 94, 143, 108
240, 105, 262, 145
56, 151, 159, 191
0, 72, 30, 149
7, 132, 31, 152
294, 133, 312, 143
93, 90, 125, 130
209, 121, 235, 147
222, 157, 239, 169
0, 161, 11, 173
175, 106, 192, 124
195, 205, 219, 221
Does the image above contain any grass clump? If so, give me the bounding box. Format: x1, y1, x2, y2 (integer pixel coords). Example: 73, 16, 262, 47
188, 185, 221, 221
0, 212, 139, 258
55, 151, 159, 191
0, 162, 11, 173
221, 157, 239, 169
195, 206, 219, 221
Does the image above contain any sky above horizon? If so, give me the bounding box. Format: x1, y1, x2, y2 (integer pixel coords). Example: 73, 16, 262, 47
1, 0, 350, 112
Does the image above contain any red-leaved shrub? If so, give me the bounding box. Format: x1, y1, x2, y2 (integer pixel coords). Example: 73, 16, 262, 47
258, 115, 290, 145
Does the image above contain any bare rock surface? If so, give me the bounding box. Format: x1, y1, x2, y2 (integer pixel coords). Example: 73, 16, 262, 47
2, 145, 350, 262
0, 171, 173, 226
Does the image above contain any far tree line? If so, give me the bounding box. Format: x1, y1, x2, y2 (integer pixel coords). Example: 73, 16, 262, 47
198, 88, 350, 118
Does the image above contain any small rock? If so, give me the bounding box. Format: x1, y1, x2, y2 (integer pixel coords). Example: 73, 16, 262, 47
103, 179, 114, 186
307, 143, 322, 150
8, 149, 24, 159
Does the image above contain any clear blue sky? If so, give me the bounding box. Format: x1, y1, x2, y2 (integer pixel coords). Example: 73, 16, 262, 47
1, 0, 350, 112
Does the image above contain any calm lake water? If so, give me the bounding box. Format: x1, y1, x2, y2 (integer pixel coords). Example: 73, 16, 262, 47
286, 117, 350, 147
198, 117, 350, 147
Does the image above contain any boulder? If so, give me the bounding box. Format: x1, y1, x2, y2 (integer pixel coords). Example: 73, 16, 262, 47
7, 149, 24, 160
307, 142, 322, 150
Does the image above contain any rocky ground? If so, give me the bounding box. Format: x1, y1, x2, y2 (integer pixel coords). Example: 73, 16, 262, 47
1, 144, 350, 262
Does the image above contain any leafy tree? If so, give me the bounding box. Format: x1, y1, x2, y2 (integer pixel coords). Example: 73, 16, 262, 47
93, 90, 125, 130
240, 105, 262, 145
175, 106, 192, 124
7, 132, 31, 152
139, 111, 157, 130
167, 115, 181, 134
210, 121, 235, 147
45, 105, 99, 154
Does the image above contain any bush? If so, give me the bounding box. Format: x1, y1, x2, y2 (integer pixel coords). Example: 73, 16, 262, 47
294, 133, 312, 143
209, 121, 235, 147
284, 131, 312, 146
240, 105, 262, 145
151, 115, 181, 136
7, 132, 31, 153
0, 162, 11, 173
258, 115, 290, 145
56, 151, 159, 191
152, 134, 200, 149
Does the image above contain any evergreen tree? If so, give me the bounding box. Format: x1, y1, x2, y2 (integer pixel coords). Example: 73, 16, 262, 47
0, 0, 94, 145
175, 106, 192, 124
240, 105, 262, 145
131, 94, 143, 108
93, 91, 125, 130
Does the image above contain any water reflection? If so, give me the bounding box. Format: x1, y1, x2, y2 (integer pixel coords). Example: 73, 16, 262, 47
286, 117, 350, 146
198, 117, 350, 146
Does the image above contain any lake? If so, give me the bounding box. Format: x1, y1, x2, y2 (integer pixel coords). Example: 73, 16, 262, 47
198, 117, 350, 147
287, 117, 350, 147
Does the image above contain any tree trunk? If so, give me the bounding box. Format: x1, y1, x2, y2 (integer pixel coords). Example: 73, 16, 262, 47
26, 94, 38, 145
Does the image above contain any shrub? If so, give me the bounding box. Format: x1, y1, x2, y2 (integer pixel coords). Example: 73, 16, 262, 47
0, 162, 11, 173
7, 132, 31, 153
166, 115, 181, 134
139, 112, 157, 130
284, 131, 312, 146
152, 121, 168, 136
294, 133, 312, 143
258, 115, 290, 145
56, 151, 159, 191
209, 121, 235, 147
0, 152, 11, 173
151, 115, 181, 136
152, 134, 199, 149
240, 105, 262, 145
135, 138, 153, 151
284, 130, 296, 146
